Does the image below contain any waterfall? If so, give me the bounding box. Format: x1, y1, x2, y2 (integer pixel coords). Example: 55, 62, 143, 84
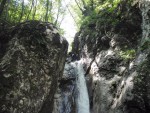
53, 60, 90, 113
75, 60, 90, 113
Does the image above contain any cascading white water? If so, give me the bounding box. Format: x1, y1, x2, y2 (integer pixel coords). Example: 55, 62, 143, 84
75, 60, 90, 113
53, 60, 90, 113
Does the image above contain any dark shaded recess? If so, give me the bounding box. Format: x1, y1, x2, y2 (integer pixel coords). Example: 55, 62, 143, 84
0, 72, 14, 113
114, 4, 142, 46
0, 23, 17, 112
39, 78, 58, 113
88, 23, 96, 29
100, 36, 111, 49
0, 71, 14, 89
71, 32, 80, 55
52, 33, 63, 48
143, 97, 150, 113
125, 100, 146, 113
58, 77, 76, 88
0, 23, 12, 59
147, 9, 150, 18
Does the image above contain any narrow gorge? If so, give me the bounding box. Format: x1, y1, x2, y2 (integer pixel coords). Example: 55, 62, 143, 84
0, 0, 150, 113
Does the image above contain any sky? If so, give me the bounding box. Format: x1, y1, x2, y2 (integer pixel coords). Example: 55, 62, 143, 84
60, 0, 77, 45
61, 14, 76, 51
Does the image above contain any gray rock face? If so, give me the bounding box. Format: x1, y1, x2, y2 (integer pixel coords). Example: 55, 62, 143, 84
0, 21, 68, 113
72, 1, 150, 113
53, 62, 77, 113
130, 1, 150, 112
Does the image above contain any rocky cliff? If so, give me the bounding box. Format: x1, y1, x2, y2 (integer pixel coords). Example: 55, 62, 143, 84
72, 0, 150, 113
0, 21, 68, 113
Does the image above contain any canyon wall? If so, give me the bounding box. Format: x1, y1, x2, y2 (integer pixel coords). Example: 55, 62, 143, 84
72, 0, 150, 113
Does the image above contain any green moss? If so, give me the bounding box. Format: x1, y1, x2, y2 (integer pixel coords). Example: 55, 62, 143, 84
119, 49, 136, 60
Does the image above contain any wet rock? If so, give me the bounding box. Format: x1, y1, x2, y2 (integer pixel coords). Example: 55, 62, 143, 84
52, 62, 77, 113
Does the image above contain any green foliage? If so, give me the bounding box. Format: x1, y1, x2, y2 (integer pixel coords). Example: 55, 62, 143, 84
0, 0, 66, 29
73, 0, 122, 29
81, 10, 98, 27
119, 49, 136, 60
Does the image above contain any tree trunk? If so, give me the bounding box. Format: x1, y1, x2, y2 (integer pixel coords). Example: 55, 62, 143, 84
19, 0, 24, 22
54, 0, 61, 25
45, 0, 49, 22
0, 0, 7, 17
26, 0, 34, 20
74, 0, 84, 13
32, 0, 37, 20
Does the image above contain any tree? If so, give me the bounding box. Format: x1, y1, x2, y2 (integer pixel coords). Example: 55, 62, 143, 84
0, 0, 71, 33
32, 0, 37, 20
45, 0, 50, 22
74, 0, 96, 16
0, 0, 7, 17
26, 0, 34, 20
19, 0, 25, 22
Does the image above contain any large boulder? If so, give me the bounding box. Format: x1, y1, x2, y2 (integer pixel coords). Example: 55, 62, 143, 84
0, 21, 68, 113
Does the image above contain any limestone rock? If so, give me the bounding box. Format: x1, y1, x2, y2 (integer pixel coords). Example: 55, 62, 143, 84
71, 1, 150, 113
0, 21, 68, 113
